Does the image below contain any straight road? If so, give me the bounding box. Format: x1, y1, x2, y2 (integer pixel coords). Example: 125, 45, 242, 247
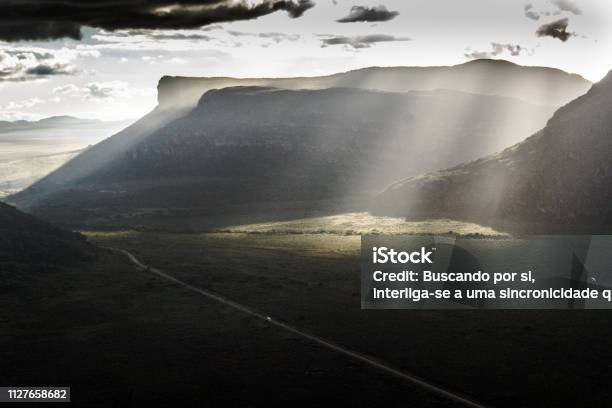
106, 246, 488, 408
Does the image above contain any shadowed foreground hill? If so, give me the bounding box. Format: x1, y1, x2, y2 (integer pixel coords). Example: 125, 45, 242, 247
0, 202, 94, 265
11, 86, 558, 224
373, 70, 612, 233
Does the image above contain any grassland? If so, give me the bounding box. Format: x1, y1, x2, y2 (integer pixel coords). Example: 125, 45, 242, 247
1, 246, 458, 407
2, 196, 608, 406
217, 212, 503, 236
84, 230, 612, 407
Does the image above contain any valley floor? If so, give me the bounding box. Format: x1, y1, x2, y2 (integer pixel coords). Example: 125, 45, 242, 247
0, 248, 454, 407
3, 228, 612, 406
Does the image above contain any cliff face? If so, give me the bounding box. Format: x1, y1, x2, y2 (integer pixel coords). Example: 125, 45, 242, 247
373, 71, 612, 233
93, 86, 556, 185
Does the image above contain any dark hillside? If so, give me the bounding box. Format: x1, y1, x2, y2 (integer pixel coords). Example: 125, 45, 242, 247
374, 70, 612, 233
0, 202, 94, 265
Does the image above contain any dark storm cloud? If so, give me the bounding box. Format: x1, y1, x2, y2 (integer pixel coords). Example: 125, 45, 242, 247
464, 42, 524, 59
283, 0, 316, 17
551, 0, 582, 15
321, 34, 409, 49
0, 62, 75, 81
536, 18, 575, 42
336, 5, 399, 23
0, 0, 316, 42
0, 49, 79, 82
24, 64, 74, 76
524, 4, 540, 21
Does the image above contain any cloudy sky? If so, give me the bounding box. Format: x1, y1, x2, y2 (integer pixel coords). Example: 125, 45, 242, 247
1, 0, 611, 121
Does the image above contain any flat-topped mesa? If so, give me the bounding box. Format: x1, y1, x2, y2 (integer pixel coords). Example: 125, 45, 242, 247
10, 61, 594, 222
156, 75, 263, 109
12, 84, 561, 223
155, 60, 592, 110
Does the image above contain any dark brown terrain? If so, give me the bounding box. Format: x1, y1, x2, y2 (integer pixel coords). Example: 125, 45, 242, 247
3, 228, 612, 407
2, 61, 610, 407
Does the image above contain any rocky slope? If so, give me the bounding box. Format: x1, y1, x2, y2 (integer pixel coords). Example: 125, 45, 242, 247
373, 70, 612, 233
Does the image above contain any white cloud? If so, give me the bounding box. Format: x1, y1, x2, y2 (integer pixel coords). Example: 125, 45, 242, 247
0, 110, 44, 121
51, 80, 155, 101
2, 97, 45, 110
552, 0, 582, 15
0, 97, 47, 121
52, 84, 80, 95
0, 46, 99, 82
52, 81, 156, 101
84, 81, 130, 99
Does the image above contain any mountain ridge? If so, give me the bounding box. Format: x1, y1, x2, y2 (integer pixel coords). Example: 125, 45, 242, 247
10, 85, 559, 225
8, 60, 594, 228
372, 69, 612, 233
0, 116, 129, 131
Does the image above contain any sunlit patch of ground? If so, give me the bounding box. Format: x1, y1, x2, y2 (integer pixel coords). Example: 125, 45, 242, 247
216, 212, 504, 236
86, 231, 362, 259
